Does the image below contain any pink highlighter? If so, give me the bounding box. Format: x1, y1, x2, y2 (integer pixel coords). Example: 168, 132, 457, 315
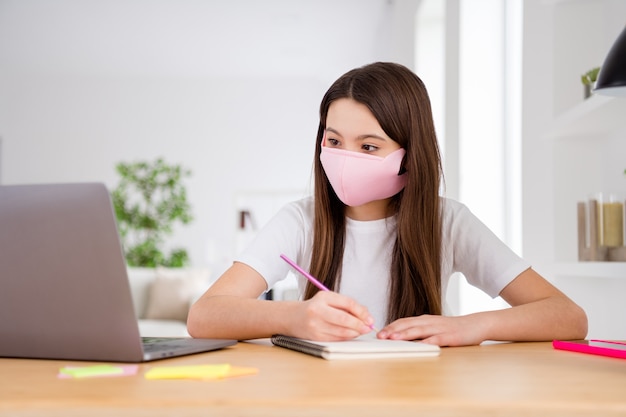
553, 339, 626, 359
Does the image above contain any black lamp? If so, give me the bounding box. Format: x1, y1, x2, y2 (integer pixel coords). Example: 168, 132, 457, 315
594, 26, 626, 97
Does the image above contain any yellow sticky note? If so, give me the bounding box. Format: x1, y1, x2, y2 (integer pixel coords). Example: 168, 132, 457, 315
145, 364, 231, 380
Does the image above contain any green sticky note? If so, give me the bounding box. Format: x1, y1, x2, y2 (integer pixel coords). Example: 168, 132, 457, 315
60, 365, 125, 379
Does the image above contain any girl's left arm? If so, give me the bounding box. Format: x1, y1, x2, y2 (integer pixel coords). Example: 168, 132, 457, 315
491, 267, 588, 341
378, 268, 588, 346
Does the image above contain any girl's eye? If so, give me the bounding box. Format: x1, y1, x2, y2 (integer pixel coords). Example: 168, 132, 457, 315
327, 138, 340, 146
362, 144, 379, 152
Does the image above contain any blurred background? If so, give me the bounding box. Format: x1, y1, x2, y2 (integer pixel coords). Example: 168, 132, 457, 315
0, 0, 419, 274
2, 0, 626, 337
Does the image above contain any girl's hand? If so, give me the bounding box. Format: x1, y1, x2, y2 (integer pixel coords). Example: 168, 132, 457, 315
377, 314, 490, 346
289, 291, 375, 341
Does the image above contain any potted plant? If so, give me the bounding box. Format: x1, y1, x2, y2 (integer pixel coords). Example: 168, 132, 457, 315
111, 158, 193, 267
581, 67, 600, 99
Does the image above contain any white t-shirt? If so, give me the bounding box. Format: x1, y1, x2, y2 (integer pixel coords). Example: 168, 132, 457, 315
236, 197, 530, 329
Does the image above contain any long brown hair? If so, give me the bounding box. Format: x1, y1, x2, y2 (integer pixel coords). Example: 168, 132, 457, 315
306, 62, 443, 322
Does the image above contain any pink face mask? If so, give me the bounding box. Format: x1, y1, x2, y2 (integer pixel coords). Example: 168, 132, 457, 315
320, 145, 408, 207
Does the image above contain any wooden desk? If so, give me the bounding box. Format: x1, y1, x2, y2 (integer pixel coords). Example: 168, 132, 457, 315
1, 341, 625, 416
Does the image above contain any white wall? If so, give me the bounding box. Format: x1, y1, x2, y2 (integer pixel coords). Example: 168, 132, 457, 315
522, 0, 626, 339
0, 0, 420, 275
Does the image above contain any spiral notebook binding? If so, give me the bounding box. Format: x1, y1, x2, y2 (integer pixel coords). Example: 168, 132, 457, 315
271, 334, 326, 358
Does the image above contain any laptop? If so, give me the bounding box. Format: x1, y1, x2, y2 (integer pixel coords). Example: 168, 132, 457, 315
0, 182, 236, 362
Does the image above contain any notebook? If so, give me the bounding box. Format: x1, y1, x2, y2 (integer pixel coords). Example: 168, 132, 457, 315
0, 182, 236, 362
271, 334, 441, 360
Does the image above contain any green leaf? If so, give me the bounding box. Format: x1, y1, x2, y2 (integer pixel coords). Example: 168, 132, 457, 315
581, 67, 601, 85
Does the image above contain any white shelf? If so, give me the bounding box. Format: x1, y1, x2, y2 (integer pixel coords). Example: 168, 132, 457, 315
552, 262, 626, 279
546, 95, 626, 139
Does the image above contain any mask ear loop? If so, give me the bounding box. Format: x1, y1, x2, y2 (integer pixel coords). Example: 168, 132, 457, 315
398, 151, 407, 175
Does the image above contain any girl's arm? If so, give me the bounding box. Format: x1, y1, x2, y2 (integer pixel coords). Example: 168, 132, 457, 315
378, 268, 588, 346
187, 262, 375, 341
491, 267, 587, 341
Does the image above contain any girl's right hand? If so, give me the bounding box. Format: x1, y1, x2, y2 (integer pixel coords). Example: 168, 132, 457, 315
288, 291, 375, 341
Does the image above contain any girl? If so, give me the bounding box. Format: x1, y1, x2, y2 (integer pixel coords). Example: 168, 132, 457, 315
188, 62, 587, 346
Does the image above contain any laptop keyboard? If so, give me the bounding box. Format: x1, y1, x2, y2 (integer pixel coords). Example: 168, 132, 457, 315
142, 337, 189, 353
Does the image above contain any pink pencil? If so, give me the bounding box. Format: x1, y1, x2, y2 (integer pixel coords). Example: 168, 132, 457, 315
279, 254, 329, 291
279, 253, 378, 332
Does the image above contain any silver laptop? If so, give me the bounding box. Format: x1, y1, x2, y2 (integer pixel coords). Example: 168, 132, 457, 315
0, 182, 236, 362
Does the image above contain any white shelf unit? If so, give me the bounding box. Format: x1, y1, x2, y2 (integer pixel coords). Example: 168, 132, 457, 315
548, 96, 626, 275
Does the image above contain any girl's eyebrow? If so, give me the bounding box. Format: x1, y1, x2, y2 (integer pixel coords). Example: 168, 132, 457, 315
356, 134, 388, 142
325, 127, 389, 142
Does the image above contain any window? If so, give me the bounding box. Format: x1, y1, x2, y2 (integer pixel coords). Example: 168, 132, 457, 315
416, 0, 522, 315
